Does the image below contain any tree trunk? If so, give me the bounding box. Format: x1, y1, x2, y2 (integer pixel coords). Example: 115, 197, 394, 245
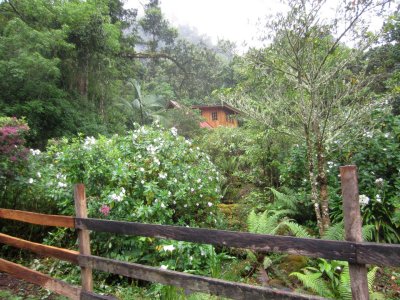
305, 126, 323, 235
77, 56, 89, 98
316, 139, 330, 233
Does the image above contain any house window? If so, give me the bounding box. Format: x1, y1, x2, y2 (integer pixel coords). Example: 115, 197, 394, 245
211, 111, 218, 120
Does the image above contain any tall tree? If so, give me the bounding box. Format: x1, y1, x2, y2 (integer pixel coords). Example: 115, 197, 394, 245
220, 0, 390, 234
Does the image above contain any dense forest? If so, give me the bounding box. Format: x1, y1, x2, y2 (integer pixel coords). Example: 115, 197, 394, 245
0, 0, 399, 299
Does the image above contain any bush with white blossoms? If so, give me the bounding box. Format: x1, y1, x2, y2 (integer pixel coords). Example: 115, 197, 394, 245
25, 126, 227, 272
34, 127, 223, 227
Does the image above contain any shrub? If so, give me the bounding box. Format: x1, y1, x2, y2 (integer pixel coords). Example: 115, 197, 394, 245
27, 125, 226, 272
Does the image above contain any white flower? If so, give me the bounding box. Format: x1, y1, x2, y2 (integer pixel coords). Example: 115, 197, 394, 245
36, 172, 41, 178
363, 131, 373, 138
28, 178, 34, 184
159, 172, 167, 179
384, 133, 390, 138
84, 136, 96, 146
168, 191, 172, 196
200, 194, 203, 198
160, 202, 166, 209
110, 193, 122, 202
174, 178, 178, 183
376, 194, 382, 203
139, 167, 145, 172
154, 158, 160, 165
197, 178, 202, 183
184, 204, 187, 208
173, 200, 176, 204
57, 182, 67, 188
359, 194, 370, 206
30, 149, 41, 156
160, 265, 168, 270
196, 203, 199, 206
375, 178, 384, 186
207, 202, 213, 207
171, 127, 178, 137
163, 245, 175, 252
141, 180, 145, 184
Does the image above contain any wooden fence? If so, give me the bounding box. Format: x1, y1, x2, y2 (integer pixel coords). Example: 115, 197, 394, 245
0, 165, 399, 300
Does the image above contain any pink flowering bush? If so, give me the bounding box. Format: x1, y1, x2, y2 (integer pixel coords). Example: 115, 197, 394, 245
0, 117, 29, 179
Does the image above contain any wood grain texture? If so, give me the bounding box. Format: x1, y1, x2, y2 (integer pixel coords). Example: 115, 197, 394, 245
356, 242, 400, 267
0, 258, 81, 300
79, 255, 324, 300
0, 208, 74, 228
75, 218, 356, 262
74, 184, 93, 292
340, 166, 369, 300
0, 233, 78, 264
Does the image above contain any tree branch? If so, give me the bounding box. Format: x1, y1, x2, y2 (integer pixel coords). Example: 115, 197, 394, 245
120, 51, 188, 74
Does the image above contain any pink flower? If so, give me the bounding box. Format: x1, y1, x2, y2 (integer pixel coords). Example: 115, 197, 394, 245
99, 204, 110, 216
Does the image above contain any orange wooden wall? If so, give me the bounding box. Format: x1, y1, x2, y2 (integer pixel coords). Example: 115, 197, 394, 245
199, 107, 238, 128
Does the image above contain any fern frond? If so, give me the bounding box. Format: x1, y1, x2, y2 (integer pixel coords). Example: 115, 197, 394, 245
270, 188, 297, 211
339, 265, 352, 300
259, 211, 280, 234
362, 225, 375, 242
367, 266, 379, 292
278, 220, 313, 238
247, 210, 259, 233
322, 222, 344, 240
290, 271, 334, 298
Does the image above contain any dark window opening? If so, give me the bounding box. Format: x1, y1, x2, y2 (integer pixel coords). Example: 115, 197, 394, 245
212, 111, 218, 120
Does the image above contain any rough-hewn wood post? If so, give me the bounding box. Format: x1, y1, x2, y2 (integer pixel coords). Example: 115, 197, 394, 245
340, 166, 369, 300
74, 184, 93, 292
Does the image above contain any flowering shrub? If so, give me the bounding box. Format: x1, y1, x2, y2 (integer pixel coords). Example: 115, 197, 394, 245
27, 125, 226, 271
0, 117, 29, 179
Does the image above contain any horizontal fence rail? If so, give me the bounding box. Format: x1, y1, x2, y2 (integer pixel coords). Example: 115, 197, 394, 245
76, 217, 400, 267
79, 254, 324, 300
0, 233, 79, 264
0, 208, 74, 228
0, 258, 81, 300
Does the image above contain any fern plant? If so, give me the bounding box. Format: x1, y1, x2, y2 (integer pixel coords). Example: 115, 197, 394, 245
322, 221, 376, 242
291, 260, 383, 299
247, 209, 312, 238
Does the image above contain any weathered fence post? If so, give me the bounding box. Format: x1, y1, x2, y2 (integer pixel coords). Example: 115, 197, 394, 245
74, 184, 93, 292
340, 165, 369, 300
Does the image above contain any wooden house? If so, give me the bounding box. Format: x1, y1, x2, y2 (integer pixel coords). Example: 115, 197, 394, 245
191, 104, 240, 128
167, 101, 241, 128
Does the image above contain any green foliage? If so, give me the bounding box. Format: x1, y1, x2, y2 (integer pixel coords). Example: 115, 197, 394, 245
247, 209, 312, 238
291, 260, 382, 299
25, 126, 226, 273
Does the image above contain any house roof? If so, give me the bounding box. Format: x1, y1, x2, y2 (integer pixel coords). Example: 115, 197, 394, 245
191, 103, 242, 114
167, 100, 242, 115
166, 100, 182, 109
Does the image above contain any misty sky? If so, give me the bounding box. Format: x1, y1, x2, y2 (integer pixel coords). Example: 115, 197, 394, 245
126, 0, 389, 51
